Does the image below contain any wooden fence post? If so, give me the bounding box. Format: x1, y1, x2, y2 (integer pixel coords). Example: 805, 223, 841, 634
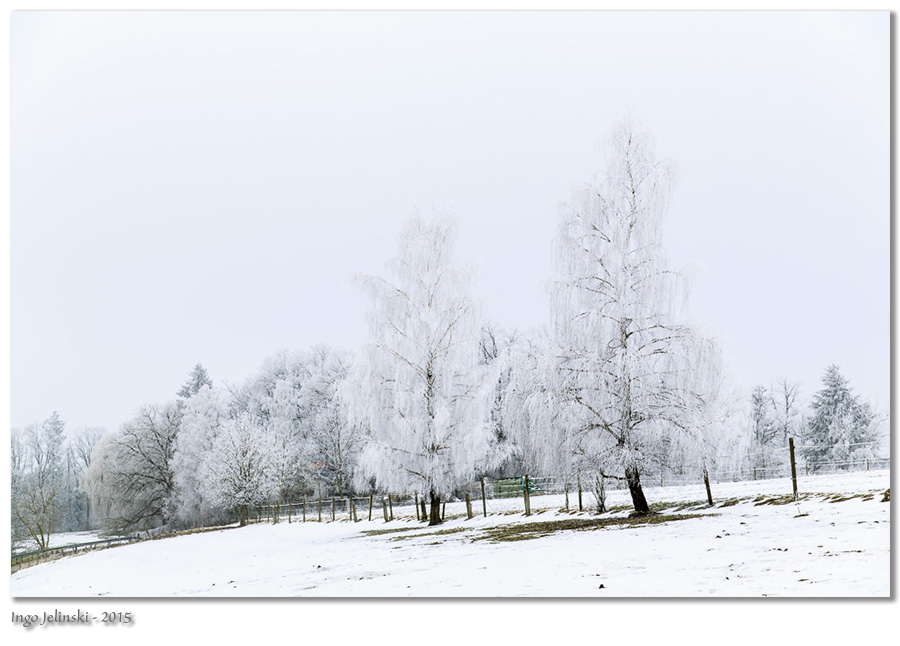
703, 468, 713, 506
442, 501, 446, 521
481, 477, 488, 517
565, 483, 569, 511
388, 495, 394, 521
524, 474, 532, 516
317, 497, 322, 522
382, 497, 389, 522
789, 437, 798, 501
368, 495, 373, 521
415, 493, 420, 521
578, 479, 583, 511
288, 502, 292, 524
465, 493, 473, 519
331, 497, 336, 522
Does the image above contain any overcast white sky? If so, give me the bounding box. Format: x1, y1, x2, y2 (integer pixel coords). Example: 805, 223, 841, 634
10, 10, 889, 434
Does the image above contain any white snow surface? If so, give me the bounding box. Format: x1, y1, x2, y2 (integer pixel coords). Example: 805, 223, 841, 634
10, 470, 890, 597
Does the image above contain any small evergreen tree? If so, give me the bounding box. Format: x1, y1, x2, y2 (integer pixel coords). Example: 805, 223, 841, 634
802, 365, 882, 472
177, 364, 213, 399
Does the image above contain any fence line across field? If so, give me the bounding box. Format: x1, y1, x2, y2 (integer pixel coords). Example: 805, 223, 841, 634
250, 441, 889, 525
12, 439, 889, 567
11, 535, 140, 570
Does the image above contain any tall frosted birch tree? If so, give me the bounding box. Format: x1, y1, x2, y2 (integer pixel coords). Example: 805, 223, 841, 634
551, 119, 722, 514
345, 215, 497, 525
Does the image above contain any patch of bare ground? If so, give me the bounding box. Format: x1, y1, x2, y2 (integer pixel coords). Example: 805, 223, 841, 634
474, 512, 708, 543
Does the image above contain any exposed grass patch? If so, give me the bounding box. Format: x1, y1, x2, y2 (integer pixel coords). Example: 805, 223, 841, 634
752, 494, 805, 506
388, 526, 472, 542
359, 527, 419, 537
824, 494, 857, 503
664, 500, 710, 512
473, 512, 708, 544
823, 492, 879, 504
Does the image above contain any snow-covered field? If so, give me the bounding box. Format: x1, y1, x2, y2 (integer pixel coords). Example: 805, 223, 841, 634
10, 470, 890, 597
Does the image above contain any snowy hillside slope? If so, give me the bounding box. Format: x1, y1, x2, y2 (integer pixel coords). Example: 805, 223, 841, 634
10, 470, 890, 597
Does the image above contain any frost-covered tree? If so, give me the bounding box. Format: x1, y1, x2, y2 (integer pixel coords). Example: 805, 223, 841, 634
11, 429, 29, 547
196, 412, 281, 526
476, 322, 519, 475
345, 215, 499, 525
86, 402, 182, 533
772, 379, 801, 444
70, 427, 105, 474
232, 351, 311, 496
302, 346, 361, 497
501, 327, 574, 480
234, 353, 303, 423
60, 445, 86, 532
230, 347, 353, 501
749, 385, 779, 475
11, 413, 67, 549
172, 385, 232, 527
81, 432, 115, 529
750, 386, 776, 445
551, 119, 723, 514
802, 365, 883, 472
177, 363, 213, 399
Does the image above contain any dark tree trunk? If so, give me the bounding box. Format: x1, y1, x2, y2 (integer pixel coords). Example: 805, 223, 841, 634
625, 466, 650, 514
420, 498, 428, 522
429, 492, 442, 526
595, 476, 607, 514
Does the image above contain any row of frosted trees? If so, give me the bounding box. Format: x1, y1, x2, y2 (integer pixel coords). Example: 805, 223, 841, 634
80, 349, 357, 533
346, 120, 734, 524
744, 368, 884, 481
25, 119, 884, 540
11, 414, 105, 549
